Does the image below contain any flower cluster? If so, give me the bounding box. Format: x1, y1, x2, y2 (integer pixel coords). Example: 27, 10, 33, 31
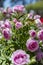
0, 20, 12, 40
27, 29, 43, 62
13, 18, 23, 29
0, 5, 43, 65
28, 11, 43, 29
13, 5, 25, 13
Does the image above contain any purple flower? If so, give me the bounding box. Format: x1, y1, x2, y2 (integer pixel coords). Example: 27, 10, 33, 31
13, 5, 25, 13
7, 7, 13, 14
2, 28, 11, 40
34, 15, 41, 20
13, 18, 18, 23
29, 30, 36, 38
0, 7, 3, 11
37, 30, 43, 41
11, 50, 30, 65
4, 20, 11, 28
26, 39, 39, 52
15, 22, 23, 29
28, 10, 35, 20
2, 9, 7, 15
36, 52, 43, 61
28, 13, 33, 19
1, 24, 5, 29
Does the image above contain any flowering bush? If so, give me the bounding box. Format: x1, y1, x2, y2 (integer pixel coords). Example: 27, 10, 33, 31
0, 5, 43, 65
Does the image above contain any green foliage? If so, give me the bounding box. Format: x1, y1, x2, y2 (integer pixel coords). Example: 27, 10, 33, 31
26, 1, 43, 11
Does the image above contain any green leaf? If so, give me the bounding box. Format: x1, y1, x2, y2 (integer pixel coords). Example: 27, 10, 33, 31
2, 61, 6, 65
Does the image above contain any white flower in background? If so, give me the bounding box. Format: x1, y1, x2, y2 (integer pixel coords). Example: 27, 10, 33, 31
35, 19, 42, 27
34, 15, 41, 20
28, 10, 35, 19
28, 13, 33, 19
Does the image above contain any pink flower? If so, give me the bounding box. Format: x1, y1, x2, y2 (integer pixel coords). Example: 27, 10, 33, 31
7, 7, 13, 14
28, 13, 33, 19
26, 39, 39, 52
37, 30, 43, 41
11, 50, 30, 65
13, 18, 18, 23
15, 22, 23, 29
13, 5, 25, 13
36, 52, 43, 61
29, 30, 36, 38
34, 15, 41, 20
1, 24, 5, 29
2, 9, 7, 15
4, 20, 11, 28
2, 28, 11, 40
28, 10, 34, 19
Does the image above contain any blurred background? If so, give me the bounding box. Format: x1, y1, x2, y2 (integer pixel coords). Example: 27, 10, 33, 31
0, 0, 43, 16
0, 0, 43, 8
